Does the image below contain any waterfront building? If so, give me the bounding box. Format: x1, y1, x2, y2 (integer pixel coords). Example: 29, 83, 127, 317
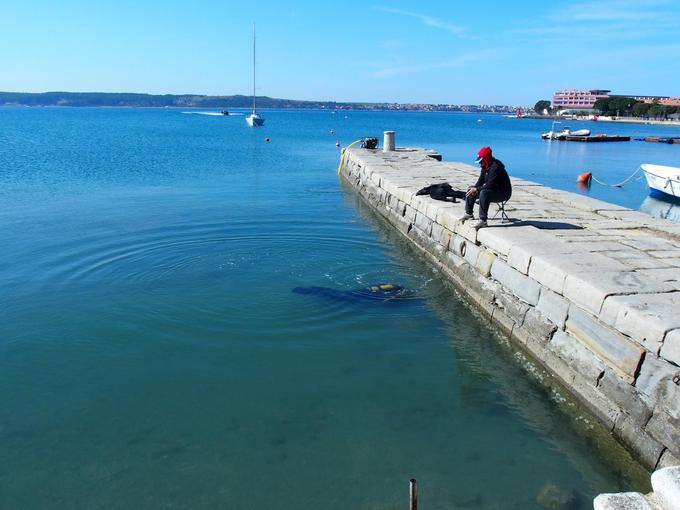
632, 95, 670, 103
552, 89, 680, 110
552, 89, 610, 110
632, 95, 680, 107
661, 97, 680, 106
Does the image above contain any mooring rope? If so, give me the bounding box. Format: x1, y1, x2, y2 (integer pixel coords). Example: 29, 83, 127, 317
337, 139, 363, 176
590, 167, 643, 187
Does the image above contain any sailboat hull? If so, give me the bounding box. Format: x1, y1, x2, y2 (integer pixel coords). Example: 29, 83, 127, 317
641, 164, 680, 199
246, 114, 265, 127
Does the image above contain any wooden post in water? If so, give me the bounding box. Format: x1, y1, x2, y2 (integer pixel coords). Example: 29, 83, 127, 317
409, 478, 418, 510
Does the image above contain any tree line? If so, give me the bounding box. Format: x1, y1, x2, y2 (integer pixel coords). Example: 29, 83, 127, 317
592, 96, 678, 118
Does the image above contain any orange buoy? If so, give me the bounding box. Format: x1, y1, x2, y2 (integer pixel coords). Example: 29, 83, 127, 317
577, 171, 592, 185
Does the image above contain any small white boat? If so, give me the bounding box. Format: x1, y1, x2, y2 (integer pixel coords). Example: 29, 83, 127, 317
641, 164, 680, 199
541, 127, 591, 140
246, 112, 264, 127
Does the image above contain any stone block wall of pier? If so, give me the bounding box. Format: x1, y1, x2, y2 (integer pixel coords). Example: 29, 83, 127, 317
340, 147, 680, 470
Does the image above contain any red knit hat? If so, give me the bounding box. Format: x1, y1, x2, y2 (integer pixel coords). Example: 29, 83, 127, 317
475, 146, 492, 163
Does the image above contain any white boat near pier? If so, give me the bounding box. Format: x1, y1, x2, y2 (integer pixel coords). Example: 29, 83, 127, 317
641, 164, 680, 199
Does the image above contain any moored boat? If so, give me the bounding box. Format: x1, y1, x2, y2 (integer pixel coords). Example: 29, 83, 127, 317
541, 127, 591, 140
245, 24, 265, 127
246, 112, 264, 127
641, 164, 680, 199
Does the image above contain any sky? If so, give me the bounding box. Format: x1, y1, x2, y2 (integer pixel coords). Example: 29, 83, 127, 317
2, 0, 679, 105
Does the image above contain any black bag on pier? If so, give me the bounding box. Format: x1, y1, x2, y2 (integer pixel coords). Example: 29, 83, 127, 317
361, 137, 378, 149
416, 182, 466, 202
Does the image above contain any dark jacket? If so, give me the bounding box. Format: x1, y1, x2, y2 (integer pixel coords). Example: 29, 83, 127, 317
416, 183, 466, 201
475, 158, 512, 193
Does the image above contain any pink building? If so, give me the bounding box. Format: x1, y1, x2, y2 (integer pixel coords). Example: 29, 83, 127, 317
552, 89, 610, 110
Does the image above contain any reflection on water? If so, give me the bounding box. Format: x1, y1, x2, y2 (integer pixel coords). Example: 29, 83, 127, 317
640, 194, 680, 222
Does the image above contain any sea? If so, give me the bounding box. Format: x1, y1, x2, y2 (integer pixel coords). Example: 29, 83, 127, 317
1, 107, 679, 509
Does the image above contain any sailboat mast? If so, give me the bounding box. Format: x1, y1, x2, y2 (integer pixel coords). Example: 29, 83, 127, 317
244, 22, 264, 126
252, 23, 256, 114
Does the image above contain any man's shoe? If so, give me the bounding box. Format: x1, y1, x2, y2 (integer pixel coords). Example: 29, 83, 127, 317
473, 220, 488, 230
459, 213, 473, 221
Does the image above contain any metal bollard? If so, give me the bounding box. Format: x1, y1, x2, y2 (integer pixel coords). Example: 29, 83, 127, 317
383, 130, 395, 152
410, 479, 417, 510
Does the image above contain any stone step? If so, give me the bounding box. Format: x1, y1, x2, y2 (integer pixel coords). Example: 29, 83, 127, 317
652, 466, 680, 510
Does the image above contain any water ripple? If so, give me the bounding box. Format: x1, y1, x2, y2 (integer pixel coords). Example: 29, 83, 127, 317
5, 217, 442, 341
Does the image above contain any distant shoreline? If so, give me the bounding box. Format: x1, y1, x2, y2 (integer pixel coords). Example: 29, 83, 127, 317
0, 91, 517, 114
0, 104, 511, 115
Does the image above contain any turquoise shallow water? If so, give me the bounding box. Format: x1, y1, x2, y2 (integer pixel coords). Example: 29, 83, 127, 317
0, 108, 667, 509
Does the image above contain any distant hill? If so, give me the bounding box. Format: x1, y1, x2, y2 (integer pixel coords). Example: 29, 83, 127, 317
0, 91, 516, 113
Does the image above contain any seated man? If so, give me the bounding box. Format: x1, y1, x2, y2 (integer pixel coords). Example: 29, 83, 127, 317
460, 146, 512, 229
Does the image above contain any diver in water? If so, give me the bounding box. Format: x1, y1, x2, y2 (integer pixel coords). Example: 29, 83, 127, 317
292, 283, 415, 302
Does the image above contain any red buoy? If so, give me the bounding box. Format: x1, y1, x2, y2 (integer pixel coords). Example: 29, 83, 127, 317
577, 171, 592, 184
576, 171, 592, 191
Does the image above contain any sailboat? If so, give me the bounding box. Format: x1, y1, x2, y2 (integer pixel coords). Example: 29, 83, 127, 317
245, 23, 265, 127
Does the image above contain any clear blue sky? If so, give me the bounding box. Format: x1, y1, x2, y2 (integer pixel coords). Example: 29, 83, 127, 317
2, 0, 679, 104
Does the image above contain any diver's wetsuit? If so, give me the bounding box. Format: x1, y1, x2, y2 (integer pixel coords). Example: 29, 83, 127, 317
465, 158, 512, 221
292, 283, 414, 302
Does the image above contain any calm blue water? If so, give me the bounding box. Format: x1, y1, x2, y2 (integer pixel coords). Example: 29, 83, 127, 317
0, 108, 665, 509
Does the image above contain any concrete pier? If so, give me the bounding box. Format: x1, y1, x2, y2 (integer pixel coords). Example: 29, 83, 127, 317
340, 146, 680, 471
